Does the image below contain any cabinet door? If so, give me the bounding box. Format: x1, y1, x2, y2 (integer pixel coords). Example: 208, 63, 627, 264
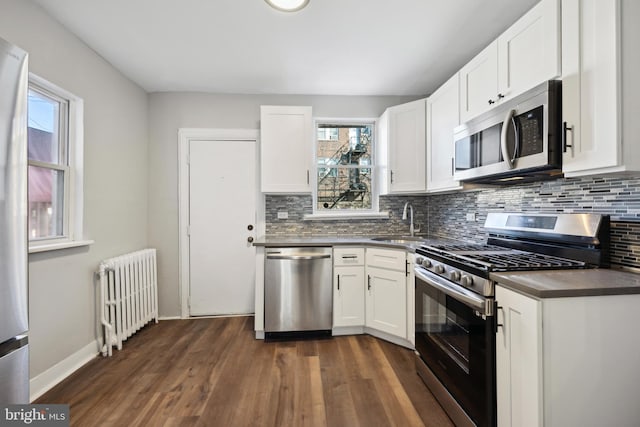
333, 266, 365, 327
459, 42, 498, 123
498, 0, 561, 101
260, 105, 312, 193
365, 266, 407, 338
427, 73, 461, 192
388, 99, 427, 193
495, 286, 542, 427
562, 0, 621, 176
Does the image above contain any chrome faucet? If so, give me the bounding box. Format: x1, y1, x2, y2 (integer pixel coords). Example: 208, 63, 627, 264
402, 202, 414, 236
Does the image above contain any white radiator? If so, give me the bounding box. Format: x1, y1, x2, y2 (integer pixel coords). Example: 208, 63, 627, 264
98, 248, 158, 356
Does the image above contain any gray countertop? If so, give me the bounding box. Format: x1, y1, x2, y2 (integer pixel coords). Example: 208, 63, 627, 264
491, 269, 640, 298
253, 236, 425, 250
254, 236, 640, 298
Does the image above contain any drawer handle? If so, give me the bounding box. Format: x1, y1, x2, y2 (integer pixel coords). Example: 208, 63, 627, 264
341, 255, 358, 259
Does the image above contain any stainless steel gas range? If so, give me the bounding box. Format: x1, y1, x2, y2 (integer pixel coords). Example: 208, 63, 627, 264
413, 212, 610, 427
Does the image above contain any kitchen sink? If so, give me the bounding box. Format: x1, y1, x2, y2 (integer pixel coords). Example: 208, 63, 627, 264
370, 236, 426, 245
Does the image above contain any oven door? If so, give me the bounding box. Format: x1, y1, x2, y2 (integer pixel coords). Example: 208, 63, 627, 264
414, 267, 496, 427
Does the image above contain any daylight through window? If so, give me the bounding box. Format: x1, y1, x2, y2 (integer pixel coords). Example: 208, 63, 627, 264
315, 122, 375, 212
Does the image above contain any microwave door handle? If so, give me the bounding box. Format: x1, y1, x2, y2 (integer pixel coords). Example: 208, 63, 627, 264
500, 109, 516, 169
511, 115, 520, 165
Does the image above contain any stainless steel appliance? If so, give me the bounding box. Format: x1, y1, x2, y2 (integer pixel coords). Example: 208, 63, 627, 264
0, 37, 29, 404
264, 247, 332, 338
414, 212, 610, 427
454, 80, 562, 184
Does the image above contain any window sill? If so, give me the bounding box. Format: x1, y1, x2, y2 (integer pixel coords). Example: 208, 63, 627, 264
303, 212, 390, 221
29, 239, 95, 254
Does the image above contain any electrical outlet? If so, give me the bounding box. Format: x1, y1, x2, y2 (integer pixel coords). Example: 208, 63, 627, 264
277, 211, 289, 219
466, 213, 476, 221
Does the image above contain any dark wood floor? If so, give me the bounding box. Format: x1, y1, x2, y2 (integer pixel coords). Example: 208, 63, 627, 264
37, 317, 454, 427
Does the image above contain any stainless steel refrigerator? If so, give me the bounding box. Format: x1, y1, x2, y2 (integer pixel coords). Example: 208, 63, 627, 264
0, 36, 29, 404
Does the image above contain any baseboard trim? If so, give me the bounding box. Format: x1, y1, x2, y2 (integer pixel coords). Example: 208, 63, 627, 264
30, 340, 99, 402
158, 316, 182, 320
332, 326, 365, 336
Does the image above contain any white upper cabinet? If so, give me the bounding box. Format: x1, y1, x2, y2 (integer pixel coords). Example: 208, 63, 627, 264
497, 0, 561, 102
377, 98, 427, 194
460, 0, 561, 123
260, 105, 312, 193
561, 0, 640, 176
426, 73, 462, 192
459, 42, 499, 123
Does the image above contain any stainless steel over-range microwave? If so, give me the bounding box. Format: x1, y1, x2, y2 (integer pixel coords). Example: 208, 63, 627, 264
453, 80, 563, 184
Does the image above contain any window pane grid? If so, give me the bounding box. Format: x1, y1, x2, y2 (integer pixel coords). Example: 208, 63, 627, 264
27, 81, 71, 241
314, 122, 375, 212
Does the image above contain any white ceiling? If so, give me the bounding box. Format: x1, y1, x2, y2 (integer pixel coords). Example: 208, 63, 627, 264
33, 0, 539, 96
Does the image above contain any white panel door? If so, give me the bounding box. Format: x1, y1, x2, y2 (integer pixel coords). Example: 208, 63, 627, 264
496, 285, 542, 427
189, 139, 256, 316
427, 72, 461, 192
497, 0, 561, 101
365, 266, 407, 338
260, 105, 312, 193
459, 42, 499, 123
388, 99, 426, 193
333, 266, 365, 327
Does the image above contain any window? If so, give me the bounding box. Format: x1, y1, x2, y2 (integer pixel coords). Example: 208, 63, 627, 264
314, 120, 376, 213
27, 74, 87, 252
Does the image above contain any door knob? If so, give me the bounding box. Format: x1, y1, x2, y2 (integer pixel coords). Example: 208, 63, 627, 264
247, 224, 254, 231
247, 236, 254, 243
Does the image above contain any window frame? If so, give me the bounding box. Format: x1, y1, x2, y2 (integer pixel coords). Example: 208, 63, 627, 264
310, 117, 384, 219
27, 73, 91, 253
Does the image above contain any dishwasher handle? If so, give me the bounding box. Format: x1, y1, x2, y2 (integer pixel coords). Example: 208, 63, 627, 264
266, 254, 331, 260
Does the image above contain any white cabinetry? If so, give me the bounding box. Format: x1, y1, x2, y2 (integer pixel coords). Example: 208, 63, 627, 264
496, 284, 640, 427
460, 0, 560, 123
260, 105, 312, 193
377, 99, 427, 194
365, 248, 407, 338
495, 286, 542, 427
459, 42, 499, 123
333, 248, 365, 328
426, 73, 462, 192
561, 0, 640, 176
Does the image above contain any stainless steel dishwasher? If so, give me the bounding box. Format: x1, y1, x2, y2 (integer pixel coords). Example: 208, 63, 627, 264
264, 247, 332, 338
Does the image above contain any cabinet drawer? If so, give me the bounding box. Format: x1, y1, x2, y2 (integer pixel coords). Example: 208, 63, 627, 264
366, 248, 406, 271
334, 248, 365, 266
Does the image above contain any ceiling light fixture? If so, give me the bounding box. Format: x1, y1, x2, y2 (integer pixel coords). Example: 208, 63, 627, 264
265, 0, 310, 12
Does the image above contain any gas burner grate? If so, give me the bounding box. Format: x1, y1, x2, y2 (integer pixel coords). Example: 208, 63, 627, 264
464, 252, 586, 271
423, 243, 511, 252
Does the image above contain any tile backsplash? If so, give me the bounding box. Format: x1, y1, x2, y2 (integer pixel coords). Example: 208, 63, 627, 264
265, 175, 640, 269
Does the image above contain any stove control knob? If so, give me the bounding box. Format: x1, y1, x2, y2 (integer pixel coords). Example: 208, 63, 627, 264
421, 259, 432, 268
461, 275, 474, 287
434, 264, 445, 274
450, 270, 461, 281
415, 256, 424, 265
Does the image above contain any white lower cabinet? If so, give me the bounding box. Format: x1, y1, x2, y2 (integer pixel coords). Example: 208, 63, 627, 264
333, 248, 365, 327
496, 284, 640, 427
365, 248, 408, 339
495, 285, 542, 427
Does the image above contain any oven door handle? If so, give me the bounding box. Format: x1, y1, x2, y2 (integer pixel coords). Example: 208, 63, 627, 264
415, 267, 492, 316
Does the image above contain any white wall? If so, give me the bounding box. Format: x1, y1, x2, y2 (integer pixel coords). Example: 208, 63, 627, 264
148, 93, 418, 317
0, 0, 149, 380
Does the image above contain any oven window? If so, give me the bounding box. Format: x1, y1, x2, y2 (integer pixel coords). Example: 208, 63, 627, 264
419, 288, 471, 373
